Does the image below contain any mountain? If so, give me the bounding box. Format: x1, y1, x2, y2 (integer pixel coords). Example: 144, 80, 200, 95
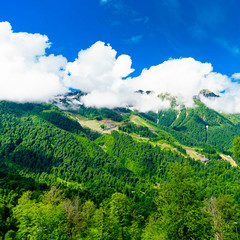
51, 90, 83, 110
194, 89, 220, 100
48, 89, 240, 164
1, 97, 240, 239
141, 100, 240, 152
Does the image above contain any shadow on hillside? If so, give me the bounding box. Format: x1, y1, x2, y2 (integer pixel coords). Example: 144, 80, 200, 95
3, 148, 63, 174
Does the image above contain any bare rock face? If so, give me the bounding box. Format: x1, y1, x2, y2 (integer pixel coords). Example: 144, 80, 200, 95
135, 90, 155, 95
51, 91, 84, 110
199, 89, 220, 98
193, 89, 220, 101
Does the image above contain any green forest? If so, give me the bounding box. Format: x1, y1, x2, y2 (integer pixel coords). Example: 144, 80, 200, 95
1, 100, 240, 239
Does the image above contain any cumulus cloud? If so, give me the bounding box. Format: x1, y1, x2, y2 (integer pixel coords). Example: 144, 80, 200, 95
131, 93, 171, 112
82, 90, 132, 109
199, 80, 240, 113
81, 89, 170, 112
129, 58, 235, 109
66, 47, 240, 113
232, 73, 240, 80
64, 41, 134, 92
128, 58, 240, 112
0, 21, 68, 102
129, 58, 212, 107
1, 21, 240, 113
64, 41, 171, 112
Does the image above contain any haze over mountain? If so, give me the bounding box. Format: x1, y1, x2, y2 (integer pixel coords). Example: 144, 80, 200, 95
0, 21, 240, 113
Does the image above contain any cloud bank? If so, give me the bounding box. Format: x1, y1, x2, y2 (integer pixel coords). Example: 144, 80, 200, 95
63, 40, 170, 111
0, 22, 68, 102
1, 21, 240, 113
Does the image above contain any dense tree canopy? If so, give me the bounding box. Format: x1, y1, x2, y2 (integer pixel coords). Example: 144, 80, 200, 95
0, 100, 240, 239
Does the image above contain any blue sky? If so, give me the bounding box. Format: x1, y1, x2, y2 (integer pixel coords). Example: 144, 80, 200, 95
0, 0, 239, 77
1, 0, 240, 113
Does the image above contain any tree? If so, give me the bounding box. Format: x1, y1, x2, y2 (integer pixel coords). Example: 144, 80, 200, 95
92, 207, 108, 239
206, 195, 239, 240
13, 190, 68, 240
4, 230, 16, 240
152, 163, 214, 240
128, 211, 144, 240
0, 196, 9, 237
142, 215, 166, 240
110, 193, 131, 240
81, 200, 95, 236
62, 198, 81, 240
233, 136, 240, 161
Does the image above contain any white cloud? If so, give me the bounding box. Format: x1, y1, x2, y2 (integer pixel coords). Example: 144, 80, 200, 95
232, 73, 240, 80
81, 90, 171, 112
64, 41, 172, 112
200, 88, 240, 114
129, 58, 212, 107
131, 93, 171, 112
1, 21, 240, 114
82, 90, 132, 109
64, 41, 134, 92
0, 21, 68, 103
62, 42, 240, 113
129, 58, 239, 112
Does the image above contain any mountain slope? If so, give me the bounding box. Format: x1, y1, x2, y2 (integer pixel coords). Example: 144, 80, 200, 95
140, 100, 240, 152
2, 100, 240, 238
0, 101, 191, 202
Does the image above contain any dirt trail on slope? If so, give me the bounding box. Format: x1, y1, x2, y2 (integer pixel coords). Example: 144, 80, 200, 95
69, 113, 120, 134
220, 154, 237, 167
130, 115, 158, 133
67, 113, 238, 167
184, 148, 209, 163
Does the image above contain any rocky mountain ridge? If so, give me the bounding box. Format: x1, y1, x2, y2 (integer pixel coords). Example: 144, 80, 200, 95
52, 89, 220, 111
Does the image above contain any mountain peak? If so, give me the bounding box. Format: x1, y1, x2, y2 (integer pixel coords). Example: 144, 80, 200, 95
193, 89, 220, 101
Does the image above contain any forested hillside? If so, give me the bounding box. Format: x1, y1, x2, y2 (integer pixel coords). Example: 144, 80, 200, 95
1, 100, 240, 239
142, 100, 240, 152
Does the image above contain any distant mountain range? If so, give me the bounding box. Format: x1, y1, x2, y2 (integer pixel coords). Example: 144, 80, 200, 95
52, 88, 220, 111
48, 88, 240, 155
